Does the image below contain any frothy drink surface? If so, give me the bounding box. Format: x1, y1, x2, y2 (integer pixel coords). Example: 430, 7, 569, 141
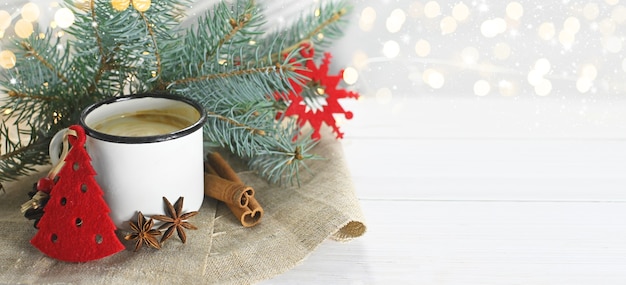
92, 112, 194, 137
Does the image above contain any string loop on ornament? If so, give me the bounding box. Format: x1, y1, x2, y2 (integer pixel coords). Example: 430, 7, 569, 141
48, 128, 79, 180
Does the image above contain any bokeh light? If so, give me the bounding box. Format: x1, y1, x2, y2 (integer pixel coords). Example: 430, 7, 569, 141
0, 50, 16, 69
440, 16, 457, 35
14, 18, 34, 39
473, 80, 491, 96
493, 42, 511, 60
538, 22, 555, 40
452, 2, 470, 22
415, 39, 431, 57
376, 87, 392, 104
386, 9, 405, 33
382, 40, 400, 58
423, 1, 441, 19
54, 8, 75, 29
423, 69, 445, 89
505, 2, 523, 20
0, 11, 11, 31
359, 6, 376, 32
21, 3, 40, 23
481, 18, 506, 38
583, 3, 600, 20
343, 67, 359, 85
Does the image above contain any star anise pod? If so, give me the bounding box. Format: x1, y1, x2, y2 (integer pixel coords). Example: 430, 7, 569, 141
124, 211, 162, 252
152, 196, 198, 244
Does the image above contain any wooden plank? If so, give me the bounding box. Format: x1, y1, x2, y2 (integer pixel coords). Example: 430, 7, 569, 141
266, 200, 626, 284
340, 138, 626, 201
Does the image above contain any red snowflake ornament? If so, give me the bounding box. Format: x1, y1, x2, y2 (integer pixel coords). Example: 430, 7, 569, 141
278, 45, 359, 140
31, 125, 124, 262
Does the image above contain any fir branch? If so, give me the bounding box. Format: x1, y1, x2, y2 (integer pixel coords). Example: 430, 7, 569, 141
247, 124, 320, 185
206, 110, 266, 136
0, 121, 49, 183
259, 0, 352, 60
139, 10, 163, 84
86, 0, 109, 94
19, 41, 69, 84
278, 7, 348, 57
0, 0, 354, 186
201, 1, 256, 66
168, 63, 293, 86
7, 90, 58, 102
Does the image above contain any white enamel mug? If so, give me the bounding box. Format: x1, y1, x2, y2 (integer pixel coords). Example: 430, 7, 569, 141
49, 94, 206, 229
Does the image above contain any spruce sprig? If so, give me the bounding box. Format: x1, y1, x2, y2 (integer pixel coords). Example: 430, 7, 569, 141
0, 0, 352, 186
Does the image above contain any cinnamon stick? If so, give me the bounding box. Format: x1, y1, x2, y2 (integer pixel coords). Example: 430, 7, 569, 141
203, 173, 253, 208
203, 152, 263, 227
206, 152, 243, 184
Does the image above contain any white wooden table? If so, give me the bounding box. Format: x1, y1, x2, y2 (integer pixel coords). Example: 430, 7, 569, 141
265, 96, 626, 284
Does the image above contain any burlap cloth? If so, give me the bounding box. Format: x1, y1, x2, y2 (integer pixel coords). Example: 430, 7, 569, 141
0, 132, 366, 284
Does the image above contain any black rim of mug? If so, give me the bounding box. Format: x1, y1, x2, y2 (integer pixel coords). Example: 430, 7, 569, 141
79, 93, 207, 144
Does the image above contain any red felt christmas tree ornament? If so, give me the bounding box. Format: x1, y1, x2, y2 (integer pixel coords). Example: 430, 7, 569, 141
30, 125, 124, 262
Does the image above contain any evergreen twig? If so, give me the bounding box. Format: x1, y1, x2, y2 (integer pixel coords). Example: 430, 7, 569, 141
0, 0, 353, 186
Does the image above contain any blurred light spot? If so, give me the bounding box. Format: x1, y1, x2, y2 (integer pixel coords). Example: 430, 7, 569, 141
622, 58, 626, 72
352, 50, 369, 69
498, 80, 516, 96
376, 87, 393, 104
576, 79, 592, 93
580, 64, 598, 80
21, 3, 40, 22
440, 16, 457, 35
14, 19, 34, 38
408, 71, 422, 83
602, 36, 623, 53
408, 2, 424, 18
0, 50, 16, 69
563, 17, 580, 34
382, 40, 400, 58
506, 2, 523, 20
599, 18, 616, 36
538, 22, 555, 40
527, 70, 543, 86
583, 3, 600, 20
534, 79, 552, 96
452, 2, 470, 21
424, 1, 441, 18
0, 10, 10, 31
343, 67, 359, 85
534, 58, 551, 75
415, 39, 431, 57
423, 69, 444, 89
359, 7, 376, 31
612, 5, 626, 23
481, 18, 506, 38
493, 42, 511, 60
606, 0, 619, 6
55, 8, 75, 29
386, 9, 406, 33
473, 80, 490, 96
558, 30, 575, 48
461, 46, 479, 64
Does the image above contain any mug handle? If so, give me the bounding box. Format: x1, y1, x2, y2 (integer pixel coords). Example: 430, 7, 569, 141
48, 128, 68, 165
